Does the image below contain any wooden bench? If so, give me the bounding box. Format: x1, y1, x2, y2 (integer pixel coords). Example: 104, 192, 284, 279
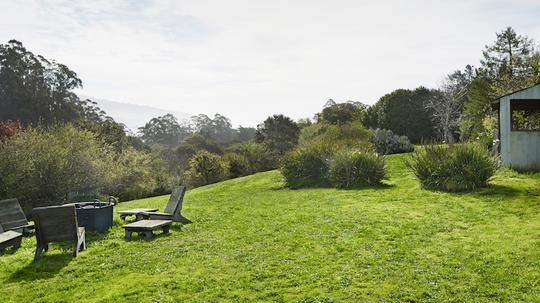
0, 198, 35, 235
139, 186, 192, 224
118, 208, 158, 221
0, 225, 22, 253
122, 220, 172, 239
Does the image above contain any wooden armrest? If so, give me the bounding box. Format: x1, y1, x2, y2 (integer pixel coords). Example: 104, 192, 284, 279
141, 212, 173, 219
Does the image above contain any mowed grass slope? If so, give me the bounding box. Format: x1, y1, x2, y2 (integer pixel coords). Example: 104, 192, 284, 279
1, 154, 539, 302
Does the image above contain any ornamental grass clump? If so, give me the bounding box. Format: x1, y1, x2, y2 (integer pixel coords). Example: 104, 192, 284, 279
329, 149, 386, 188
280, 142, 386, 189
407, 143, 499, 192
280, 143, 335, 188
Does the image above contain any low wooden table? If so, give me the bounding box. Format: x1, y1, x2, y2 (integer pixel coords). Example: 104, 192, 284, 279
0, 230, 23, 252
122, 220, 172, 239
118, 208, 158, 221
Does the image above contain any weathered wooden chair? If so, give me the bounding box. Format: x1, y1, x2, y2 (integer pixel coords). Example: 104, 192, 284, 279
67, 188, 100, 203
118, 208, 159, 221
0, 224, 23, 253
140, 186, 192, 224
0, 198, 35, 234
32, 205, 86, 261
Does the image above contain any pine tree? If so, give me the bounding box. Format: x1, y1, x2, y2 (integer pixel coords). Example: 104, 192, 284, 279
480, 27, 537, 96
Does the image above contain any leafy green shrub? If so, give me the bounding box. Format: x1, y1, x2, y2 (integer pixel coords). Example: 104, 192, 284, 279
329, 149, 386, 188
184, 150, 229, 187
0, 124, 174, 209
298, 123, 325, 144
0, 124, 116, 211
224, 153, 250, 178
280, 144, 335, 188
407, 143, 499, 192
371, 128, 414, 155
300, 121, 373, 150
107, 147, 172, 201
236, 142, 277, 173
255, 114, 300, 155
320, 101, 366, 124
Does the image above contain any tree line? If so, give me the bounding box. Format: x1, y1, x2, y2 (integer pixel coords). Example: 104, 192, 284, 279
309, 27, 540, 145
1, 26, 538, 207
0, 39, 302, 208
361, 27, 540, 144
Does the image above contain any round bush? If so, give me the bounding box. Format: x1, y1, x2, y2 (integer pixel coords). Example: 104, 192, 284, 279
280, 144, 333, 188
224, 153, 250, 178
407, 143, 499, 192
236, 142, 277, 173
299, 121, 373, 150
184, 150, 229, 187
329, 149, 386, 188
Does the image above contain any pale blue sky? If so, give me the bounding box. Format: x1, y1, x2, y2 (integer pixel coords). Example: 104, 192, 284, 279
1, 0, 539, 126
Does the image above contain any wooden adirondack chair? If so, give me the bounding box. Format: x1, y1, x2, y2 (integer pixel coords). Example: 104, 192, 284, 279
0, 198, 34, 234
0, 224, 22, 253
140, 186, 192, 224
32, 205, 86, 261
67, 188, 100, 203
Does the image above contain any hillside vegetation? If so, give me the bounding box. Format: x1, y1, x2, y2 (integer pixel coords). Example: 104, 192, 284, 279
1, 153, 539, 302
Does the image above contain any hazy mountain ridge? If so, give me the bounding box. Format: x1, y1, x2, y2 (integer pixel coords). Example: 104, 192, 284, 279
79, 95, 191, 132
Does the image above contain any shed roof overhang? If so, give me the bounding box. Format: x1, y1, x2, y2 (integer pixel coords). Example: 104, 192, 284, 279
494, 83, 540, 101
491, 83, 540, 110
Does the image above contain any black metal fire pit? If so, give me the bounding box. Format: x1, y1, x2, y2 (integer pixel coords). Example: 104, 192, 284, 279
72, 201, 114, 233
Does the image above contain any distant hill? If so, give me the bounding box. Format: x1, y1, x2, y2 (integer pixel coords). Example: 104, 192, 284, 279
79, 95, 191, 132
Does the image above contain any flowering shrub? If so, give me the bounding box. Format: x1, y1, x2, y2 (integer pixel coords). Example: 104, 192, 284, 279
0, 121, 22, 141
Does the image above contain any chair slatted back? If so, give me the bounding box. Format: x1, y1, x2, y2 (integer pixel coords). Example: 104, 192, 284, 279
33, 205, 78, 243
67, 188, 100, 203
0, 198, 29, 230
164, 186, 186, 216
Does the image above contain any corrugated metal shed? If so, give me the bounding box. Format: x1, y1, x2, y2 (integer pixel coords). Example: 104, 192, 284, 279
493, 83, 540, 171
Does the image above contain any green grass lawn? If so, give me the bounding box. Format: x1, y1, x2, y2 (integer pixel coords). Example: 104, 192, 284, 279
1, 154, 539, 302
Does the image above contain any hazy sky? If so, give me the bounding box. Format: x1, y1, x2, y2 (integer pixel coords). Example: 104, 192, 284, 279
1, 0, 540, 127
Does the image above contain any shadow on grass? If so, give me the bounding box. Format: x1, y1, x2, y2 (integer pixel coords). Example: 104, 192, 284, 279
419, 183, 522, 199
271, 182, 395, 191
170, 224, 184, 232
339, 183, 395, 191
8, 253, 74, 282
526, 189, 540, 197
469, 184, 522, 199
7, 231, 109, 282
123, 230, 175, 242
0, 246, 22, 256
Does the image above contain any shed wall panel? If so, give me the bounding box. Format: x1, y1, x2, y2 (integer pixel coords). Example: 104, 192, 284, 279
498, 84, 540, 171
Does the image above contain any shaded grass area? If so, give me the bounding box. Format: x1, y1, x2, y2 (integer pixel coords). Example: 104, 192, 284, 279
0, 154, 539, 302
